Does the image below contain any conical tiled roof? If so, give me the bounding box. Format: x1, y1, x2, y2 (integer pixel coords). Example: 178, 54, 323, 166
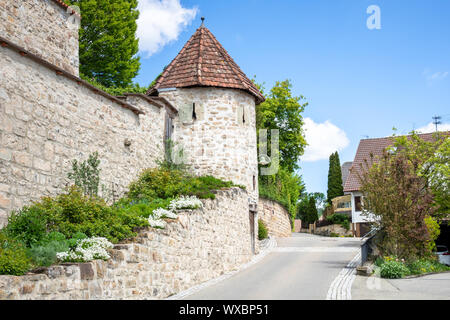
147, 25, 265, 104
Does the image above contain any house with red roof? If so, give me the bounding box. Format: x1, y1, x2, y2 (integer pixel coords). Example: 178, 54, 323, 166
343, 131, 449, 237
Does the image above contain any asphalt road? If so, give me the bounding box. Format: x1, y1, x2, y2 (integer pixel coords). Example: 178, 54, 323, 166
183, 233, 361, 300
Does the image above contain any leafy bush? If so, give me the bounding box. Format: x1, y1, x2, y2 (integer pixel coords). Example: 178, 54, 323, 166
330, 232, 339, 237
0, 232, 32, 275
424, 216, 440, 253
4, 206, 53, 247
327, 213, 350, 230
127, 168, 237, 201
114, 198, 173, 219
379, 259, 410, 279
259, 168, 304, 226
258, 219, 268, 240
26, 232, 87, 267
406, 258, 450, 275
5, 186, 148, 245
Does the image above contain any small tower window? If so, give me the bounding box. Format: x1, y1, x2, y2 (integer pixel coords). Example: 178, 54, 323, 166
192, 103, 197, 120
242, 109, 245, 124
253, 175, 256, 190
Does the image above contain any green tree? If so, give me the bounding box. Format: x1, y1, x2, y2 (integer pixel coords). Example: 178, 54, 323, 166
296, 195, 309, 221
305, 196, 319, 225
256, 80, 308, 172
358, 150, 435, 260
254, 79, 307, 229
67, 0, 141, 87
392, 132, 448, 219
327, 152, 344, 204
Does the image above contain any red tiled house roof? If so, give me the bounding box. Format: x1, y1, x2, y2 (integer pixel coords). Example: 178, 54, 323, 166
147, 25, 265, 105
343, 131, 449, 192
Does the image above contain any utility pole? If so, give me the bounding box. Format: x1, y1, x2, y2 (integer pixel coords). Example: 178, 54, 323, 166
432, 115, 442, 132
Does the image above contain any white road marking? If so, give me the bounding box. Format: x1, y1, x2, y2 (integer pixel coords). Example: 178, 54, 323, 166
326, 252, 361, 300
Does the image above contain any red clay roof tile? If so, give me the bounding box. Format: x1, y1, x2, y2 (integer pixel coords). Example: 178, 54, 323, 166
343, 131, 449, 192
147, 25, 265, 104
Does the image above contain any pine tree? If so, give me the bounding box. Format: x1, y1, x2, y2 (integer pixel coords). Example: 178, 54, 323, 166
333, 151, 344, 195
327, 152, 336, 204
68, 0, 141, 87
305, 196, 319, 225
327, 152, 344, 204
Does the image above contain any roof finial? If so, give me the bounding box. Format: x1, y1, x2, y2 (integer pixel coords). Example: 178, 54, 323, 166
201, 17, 205, 27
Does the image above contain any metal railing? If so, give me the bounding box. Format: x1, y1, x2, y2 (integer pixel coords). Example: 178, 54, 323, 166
360, 227, 378, 265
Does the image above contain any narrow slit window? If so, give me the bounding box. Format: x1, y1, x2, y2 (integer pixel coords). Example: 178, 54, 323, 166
242, 107, 246, 124
192, 103, 197, 120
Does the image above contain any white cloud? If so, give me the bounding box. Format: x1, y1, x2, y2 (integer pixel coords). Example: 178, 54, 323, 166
423, 69, 449, 85
137, 0, 198, 57
416, 122, 450, 134
301, 118, 349, 162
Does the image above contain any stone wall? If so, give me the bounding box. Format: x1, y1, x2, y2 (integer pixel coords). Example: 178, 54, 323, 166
159, 88, 259, 202
314, 224, 353, 237
0, 188, 255, 300
0, 45, 167, 227
258, 198, 291, 237
0, 0, 79, 76
294, 219, 302, 232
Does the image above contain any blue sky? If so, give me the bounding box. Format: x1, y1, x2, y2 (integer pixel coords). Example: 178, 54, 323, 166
134, 0, 450, 195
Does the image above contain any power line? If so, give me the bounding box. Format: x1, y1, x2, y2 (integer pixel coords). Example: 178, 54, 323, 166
432, 115, 442, 132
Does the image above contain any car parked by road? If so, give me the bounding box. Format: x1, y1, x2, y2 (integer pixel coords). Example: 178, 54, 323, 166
436, 245, 450, 266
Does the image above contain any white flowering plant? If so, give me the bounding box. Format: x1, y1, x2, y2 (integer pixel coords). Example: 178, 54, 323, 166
56, 237, 113, 263
147, 216, 167, 229
168, 196, 203, 211
153, 208, 177, 219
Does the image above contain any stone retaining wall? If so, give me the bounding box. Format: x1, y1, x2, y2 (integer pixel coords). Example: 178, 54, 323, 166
257, 198, 291, 237
0, 188, 255, 300
314, 224, 352, 237
0, 45, 168, 227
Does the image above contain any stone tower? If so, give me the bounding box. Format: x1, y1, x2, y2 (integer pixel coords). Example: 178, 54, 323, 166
148, 23, 265, 202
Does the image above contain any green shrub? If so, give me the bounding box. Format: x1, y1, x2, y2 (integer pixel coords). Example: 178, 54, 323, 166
4, 205, 55, 247
26, 232, 87, 267
374, 256, 384, 267
259, 168, 303, 226
127, 168, 237, 201
0, 232, 32, 275
330, 232, 339, 237
258, 219, 268, 240
407, 258, 450, 275
380, 260, 410, 279
424, 216, 440, 253
5, 187, 148, 245
327, 213, 350, 230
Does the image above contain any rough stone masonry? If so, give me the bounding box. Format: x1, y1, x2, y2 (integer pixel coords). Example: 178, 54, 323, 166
0, 189, 256, 300
0, 0, 292, 300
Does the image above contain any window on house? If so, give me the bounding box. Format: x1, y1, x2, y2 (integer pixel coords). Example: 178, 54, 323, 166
242, 109, 246, 124
354, 196, 362, 212
253, 175, 256, 190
